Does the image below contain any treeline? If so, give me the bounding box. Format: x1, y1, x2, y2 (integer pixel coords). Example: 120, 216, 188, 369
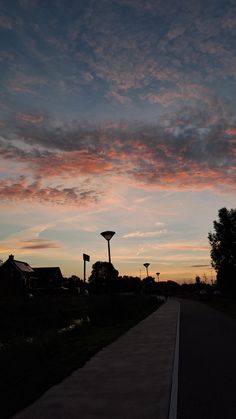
208, 207, 236, 295
64, 262, 180, 296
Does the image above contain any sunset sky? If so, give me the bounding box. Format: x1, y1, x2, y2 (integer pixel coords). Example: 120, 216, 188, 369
1, 0, 236, 282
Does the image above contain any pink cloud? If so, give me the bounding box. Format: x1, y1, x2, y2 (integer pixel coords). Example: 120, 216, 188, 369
225, 127, 236, 136
1, 104, 236, 207
16, 113, 44, 124
28, 151, 114, 177
0, 177, 100, 206
122, 230, 168, 238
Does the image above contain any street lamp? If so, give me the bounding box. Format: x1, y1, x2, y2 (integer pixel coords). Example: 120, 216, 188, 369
143, 263, 150, 277
83, 253, 90, 283
156, 272, 160, 282
100, 231, 116, 263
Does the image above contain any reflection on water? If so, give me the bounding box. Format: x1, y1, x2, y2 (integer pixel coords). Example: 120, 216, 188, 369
25, 337, 34, 344
57, 316, 91, 334
58, 324, 76, 334
0, 316, 92, 348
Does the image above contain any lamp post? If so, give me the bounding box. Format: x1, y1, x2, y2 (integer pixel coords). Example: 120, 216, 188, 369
83, 253, 90, 283
143, 263, 150, 277
100, 231, 116, 263
156, 272, 160, 282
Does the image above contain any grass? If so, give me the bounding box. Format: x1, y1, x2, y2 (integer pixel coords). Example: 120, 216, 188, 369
0, 293, 161, 418
203, 295, 236, 319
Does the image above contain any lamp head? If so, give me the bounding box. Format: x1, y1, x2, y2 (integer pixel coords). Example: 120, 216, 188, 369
143, 263, 150, 268
100, 231, 116, 241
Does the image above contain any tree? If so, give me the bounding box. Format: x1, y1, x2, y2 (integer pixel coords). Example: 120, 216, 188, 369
88, 261, 119, 293
208, 207, 236, 293
142, 276, 155, 294
195, 275, 201, 285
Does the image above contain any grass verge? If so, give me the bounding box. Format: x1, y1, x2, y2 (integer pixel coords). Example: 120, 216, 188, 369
0, 294, 161, 418
203, 295, 236, 319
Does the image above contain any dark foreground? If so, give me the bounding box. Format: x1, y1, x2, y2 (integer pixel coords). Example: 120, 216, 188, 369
178, 298, 236, 419
12, 300, 178, 419
0, 294, 160, 418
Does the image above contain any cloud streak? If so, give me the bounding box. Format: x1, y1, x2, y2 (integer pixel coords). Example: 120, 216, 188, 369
123, 230, 168, 238
20, 239, 60, 250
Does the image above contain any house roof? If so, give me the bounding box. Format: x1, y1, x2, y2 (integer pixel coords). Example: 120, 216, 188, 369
33, 267, 63, 278
14, 261, 35, 273
0, 255, 35, 273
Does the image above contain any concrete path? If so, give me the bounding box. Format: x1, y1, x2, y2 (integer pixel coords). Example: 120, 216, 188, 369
178, 299, 236, 419
12, 300, 179, 419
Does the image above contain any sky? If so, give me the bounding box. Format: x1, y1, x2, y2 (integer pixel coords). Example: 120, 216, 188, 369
0, 0, 236, 283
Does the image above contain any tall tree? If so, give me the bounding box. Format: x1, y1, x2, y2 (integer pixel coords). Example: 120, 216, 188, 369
88, 261, 119, 293
208, 207, 236, 292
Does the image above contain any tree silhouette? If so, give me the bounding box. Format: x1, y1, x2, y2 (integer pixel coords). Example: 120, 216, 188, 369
88, 261, 119, 293
208, 207, 236, 293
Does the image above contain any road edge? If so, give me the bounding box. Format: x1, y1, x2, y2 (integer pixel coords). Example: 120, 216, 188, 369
168, 300, 180, 419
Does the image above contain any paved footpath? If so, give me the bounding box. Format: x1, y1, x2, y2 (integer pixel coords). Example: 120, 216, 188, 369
178, 299, 236, 419
13, 300, 179, 419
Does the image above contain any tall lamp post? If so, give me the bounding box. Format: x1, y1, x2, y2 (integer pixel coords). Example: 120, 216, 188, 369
100, 231, 116, 263
83, 253, 90, 283
143, 263, 150, 277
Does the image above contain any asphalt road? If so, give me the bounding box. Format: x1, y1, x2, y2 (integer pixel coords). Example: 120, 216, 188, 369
178, 299, 236, 419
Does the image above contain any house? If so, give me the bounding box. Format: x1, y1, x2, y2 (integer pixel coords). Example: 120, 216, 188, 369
0, 254, 37, 295
0, 255, 64, 295
33, 267, 63, 289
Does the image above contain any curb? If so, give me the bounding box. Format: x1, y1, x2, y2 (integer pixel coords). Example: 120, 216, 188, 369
168, 300, 180, 419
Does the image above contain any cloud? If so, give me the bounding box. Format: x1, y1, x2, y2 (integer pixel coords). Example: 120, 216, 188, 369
0, 176, 101, 206
16, 113, 44, 124
0, 14, 12, 30
106, 90, 132, 104
18, 0, 38, 9
226, 127, 236, 136
0, 0, 236, 207
157, 243, 209, 251
0, 223, 58, 255
192, 264, 210, 267
20, 239, 60, 250
122, 230, 168, 238
0, 99, 235, 207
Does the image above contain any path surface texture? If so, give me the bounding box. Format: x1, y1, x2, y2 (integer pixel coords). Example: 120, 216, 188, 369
13, 300, 179, 419
178, 299, 236, 419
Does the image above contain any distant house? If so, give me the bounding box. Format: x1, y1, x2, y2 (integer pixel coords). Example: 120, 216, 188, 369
0, 254, 37, 295
33, 267, 63, 289
0, 255, 64, 295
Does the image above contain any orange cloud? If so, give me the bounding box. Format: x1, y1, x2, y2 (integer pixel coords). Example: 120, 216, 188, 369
0, 177, 101, 206
0, 108, 236, 208
31, 151, 113, 177
16, 113, 44, 124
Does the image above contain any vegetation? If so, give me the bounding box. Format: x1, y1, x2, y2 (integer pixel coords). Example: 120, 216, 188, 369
88, 261, 119, 293
208, 207, 236, 294
204, 295, 236, 319
0, 293, 161, 418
